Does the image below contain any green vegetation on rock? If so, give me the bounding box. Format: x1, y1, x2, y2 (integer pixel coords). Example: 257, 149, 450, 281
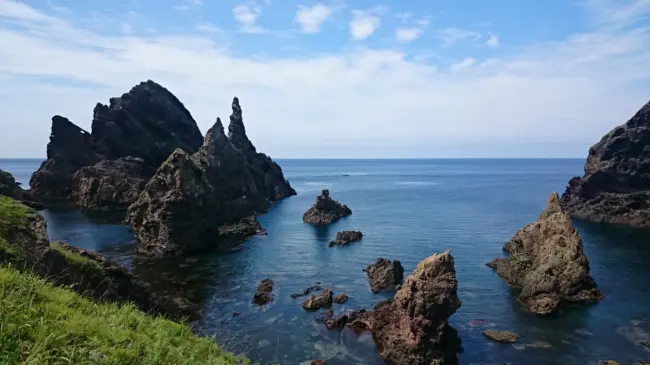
0, 196, 35, 263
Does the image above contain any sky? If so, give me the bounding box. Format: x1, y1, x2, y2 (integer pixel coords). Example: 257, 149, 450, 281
0, 0, 649, 158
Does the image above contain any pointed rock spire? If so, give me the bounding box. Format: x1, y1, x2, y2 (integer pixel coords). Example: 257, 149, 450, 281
228, 97, 256, 153
200, 117, 229, 156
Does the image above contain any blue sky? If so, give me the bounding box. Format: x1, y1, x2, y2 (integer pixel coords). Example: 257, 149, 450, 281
0, 0, 649, 158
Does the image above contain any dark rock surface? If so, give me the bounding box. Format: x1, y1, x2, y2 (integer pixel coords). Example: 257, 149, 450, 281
0, 169, 43, 209
329, 230, 363, 247
325, 251, 462, 365
310, 360, 326, 365
302, 288, 333, 311
487, 193, 604, 316
291, 284, 322, 299
30, 80, 204, 210
127, 110, 293, 257
364, 258, 404, 293
561, 100, 650, 228
303, 190, 351, 225
483, 330, 519, 343
252, 278, 274, 306
334, 292, 348, 304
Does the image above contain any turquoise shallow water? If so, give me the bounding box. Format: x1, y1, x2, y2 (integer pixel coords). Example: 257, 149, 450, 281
2, 158, 650, 364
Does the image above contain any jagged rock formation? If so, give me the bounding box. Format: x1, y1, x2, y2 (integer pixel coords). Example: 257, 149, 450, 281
364, 258, 404, 293
302, 288, 333, 311
30, 80, 204, 211
487, 193, 603, 316
561, 101, 650, 228
252, 278, 274, 306
303, 190, 351, 225
0, 169, 42, 209
329, 230, 363, 247
0, 196, 199, 320
127, 110, 295, 257
290, 284, 322, 299
325, 251, 462, 365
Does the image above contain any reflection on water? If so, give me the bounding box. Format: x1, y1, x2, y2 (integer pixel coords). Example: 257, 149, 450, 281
4, 158, 650, 364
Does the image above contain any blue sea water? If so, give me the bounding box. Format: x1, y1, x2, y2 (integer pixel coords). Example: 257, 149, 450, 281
2, 158, 650, 365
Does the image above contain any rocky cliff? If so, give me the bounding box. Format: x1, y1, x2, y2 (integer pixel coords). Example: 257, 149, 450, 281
127, 100, 295, 257
0, 169, 42, 209
561, 100, 650, 228
487, 193, 603, 315
30, 80, 204, 212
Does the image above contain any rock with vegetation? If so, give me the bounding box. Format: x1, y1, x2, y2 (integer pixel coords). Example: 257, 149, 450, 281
303, 190, 351, 225
364, 258, 404, 293
325, 251, 462, 365
302, 288, 333, 311
0, 169, 42, 209
30, 80, 204, 211
483, 330, 519, 343
561, 100, 650, 228
0, 195, 199, 320
126, 115, 289, 257
252, 279, 274, 306
329, 230, 363, 247
487, 193, 603, 316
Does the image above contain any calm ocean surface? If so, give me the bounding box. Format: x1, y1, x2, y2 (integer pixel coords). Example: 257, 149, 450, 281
2, 158, 650, 365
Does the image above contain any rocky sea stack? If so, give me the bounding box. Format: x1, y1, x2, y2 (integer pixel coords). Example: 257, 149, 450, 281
329, 230, 363, 246
30, 80, 204, 212
561, 100, 650, 228
303, 189, 351, 225
328, 251, 462, 365
126, 99, 295, 257
487, 192, 603, 315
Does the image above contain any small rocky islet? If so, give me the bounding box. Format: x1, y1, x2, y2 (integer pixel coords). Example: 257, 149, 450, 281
3, 82, 650, 363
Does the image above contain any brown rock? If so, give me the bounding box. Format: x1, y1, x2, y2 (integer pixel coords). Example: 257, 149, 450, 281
487, 193, 603, 316
334, 292, 348, 304
291, 284, 323, 299
311, 360, 326, 365
253, 279, 274, 306
329, 231, 363, 247
601, 361, 620, 365
561, 100, 650, 228
303, 190, 351, 225
364, 258, 404, 293
483, 330, 519, 344
302, 288, 333, 311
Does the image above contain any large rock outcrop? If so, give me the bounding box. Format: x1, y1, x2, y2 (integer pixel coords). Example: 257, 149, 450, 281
0, 169, 42, 209
487, 193, 603, 316
327, 251, 462, 365
303, 190, 351, 225
127, 107, 294, 257
561, 100, 650, 228
30, 80, 204, 211
364, 258, 404, 293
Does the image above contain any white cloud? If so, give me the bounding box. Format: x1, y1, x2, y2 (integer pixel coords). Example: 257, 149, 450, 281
174, 0, 202, 11
486, 33, 499, 47
295, 4, 334, 34
233, 4, 264, 34
437, 27, 482, 46
0, 0, 649, 158
450, 57, 477, 71
350, 9, 381, 40
395, 27, 422, 43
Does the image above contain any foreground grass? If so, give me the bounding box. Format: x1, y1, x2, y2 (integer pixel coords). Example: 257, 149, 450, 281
0, 265, 249, 365
0, 196, 33, 262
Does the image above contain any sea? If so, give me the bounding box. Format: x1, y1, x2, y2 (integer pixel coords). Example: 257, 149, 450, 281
1, 158, 650, 365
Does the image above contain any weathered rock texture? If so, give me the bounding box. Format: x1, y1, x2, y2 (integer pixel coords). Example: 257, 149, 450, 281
302, 288, 333, 311
364, 258, 404, 293
561, 101, 650, 228
127, 102, 295, 257
0, 169, 42, 209
0, 197, 199, 320
303, 190, 351, 225
252, 278, 274, 306
483, 330, 519, 343
334, 292, 348, 304
30, 80, 204, 211
326, 251, 462, 365
329, 230, 363, 247
487, 193, 603, 316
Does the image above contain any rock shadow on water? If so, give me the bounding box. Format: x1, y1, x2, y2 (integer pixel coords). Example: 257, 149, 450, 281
310, 224, 332, 244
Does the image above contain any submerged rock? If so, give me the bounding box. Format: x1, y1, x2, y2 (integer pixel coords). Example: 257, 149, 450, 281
334, 292, 349, 304
252, 279, 274, 306
302, 288, 333, 311
30, 80, 204, 210
329, 231, 363, 247
0, 169, 42, 209
290, 284, 322, 299
364, 258, 404, 293
561, 100, 650, 228
331, 251, 462, 364
487, 193, 603, 316
483, 330, 519, 344
303, 190, 351, 225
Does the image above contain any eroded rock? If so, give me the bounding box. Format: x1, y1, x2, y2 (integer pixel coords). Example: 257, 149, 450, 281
253, 278, 274, 306
303, 190, 351, 225
364, 258, 404, 293
483, 330, 519, 344
290, 284, 322, 299
334, 292, 349, 304
302, 288, 333, 311
329, 231, 363, 247
487, 193, 603, 316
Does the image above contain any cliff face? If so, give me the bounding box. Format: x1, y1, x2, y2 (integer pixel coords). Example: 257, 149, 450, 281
561, 100, 650, 228
30, 80, 204, 211
488, 193, 603, 315
127, 99, 295, 257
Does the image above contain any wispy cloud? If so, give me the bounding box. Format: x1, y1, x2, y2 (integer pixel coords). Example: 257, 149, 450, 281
349, 7, 385, 40
395, 16, 429, 43
174, 0, 202, 11
437, 27, 482, 46
233, 3, 264, 34
486, 33, 499, 47
295, 4, 335, 34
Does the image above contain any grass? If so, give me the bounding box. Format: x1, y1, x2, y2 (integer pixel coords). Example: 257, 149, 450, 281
48, 242, 100, 273
0, 196, 250, 365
